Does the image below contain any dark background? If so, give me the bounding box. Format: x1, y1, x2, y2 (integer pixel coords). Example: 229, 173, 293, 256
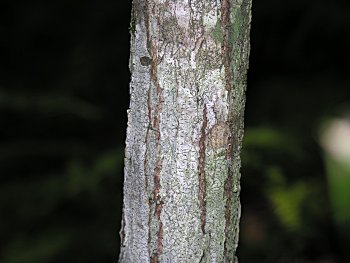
0, 0, 349, 262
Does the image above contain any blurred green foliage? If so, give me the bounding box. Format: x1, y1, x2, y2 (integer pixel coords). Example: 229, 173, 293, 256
0, 0, 129, 262
0, 152, 125, 263
266, 166, 308, 231
325, 156, 350, 225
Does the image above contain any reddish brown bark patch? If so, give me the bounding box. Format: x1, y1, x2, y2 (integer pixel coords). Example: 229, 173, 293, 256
207, 122, 230, 150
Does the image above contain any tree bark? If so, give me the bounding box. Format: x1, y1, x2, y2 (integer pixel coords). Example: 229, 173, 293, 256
119, 0, 252, 262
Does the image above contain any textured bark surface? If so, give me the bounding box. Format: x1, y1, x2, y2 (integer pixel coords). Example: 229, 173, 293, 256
119, 0, 252, 262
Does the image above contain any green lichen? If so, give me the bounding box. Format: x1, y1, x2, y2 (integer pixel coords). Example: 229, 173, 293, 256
230, 8, 244, 46
211, 19, 224, 44
229, 3, 251, 103
129, 3, 136, 36
203, 149, 229, 261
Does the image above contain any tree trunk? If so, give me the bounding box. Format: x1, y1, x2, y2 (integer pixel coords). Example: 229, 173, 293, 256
119, 0, 252, 262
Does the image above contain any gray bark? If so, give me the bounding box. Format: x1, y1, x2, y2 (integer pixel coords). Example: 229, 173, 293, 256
119, 0, 252, 262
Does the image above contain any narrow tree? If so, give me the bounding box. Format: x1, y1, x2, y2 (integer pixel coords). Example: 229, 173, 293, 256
119, 0, 252, 262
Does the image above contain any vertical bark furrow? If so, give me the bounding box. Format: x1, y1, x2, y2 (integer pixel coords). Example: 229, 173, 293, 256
221, 0, 233, 93
198, 105, 208, 235
150, 37, 164, 262
224, 164, 234, 262
221, 1, 235, 261
144, 89, 152, 191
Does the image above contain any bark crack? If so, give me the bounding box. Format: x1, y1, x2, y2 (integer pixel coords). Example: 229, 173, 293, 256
224, 164, 233, 261
150, 37, 164, 263
221, 0, 233, 93
198, 105, 207, 235
221, 1, 236, 259
144, 88, 152, 192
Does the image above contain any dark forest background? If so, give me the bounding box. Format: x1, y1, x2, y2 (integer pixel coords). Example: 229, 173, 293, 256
1, 0, 350, 262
